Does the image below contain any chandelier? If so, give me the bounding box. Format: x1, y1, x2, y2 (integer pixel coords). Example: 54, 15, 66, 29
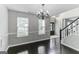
36, 4, 49, 19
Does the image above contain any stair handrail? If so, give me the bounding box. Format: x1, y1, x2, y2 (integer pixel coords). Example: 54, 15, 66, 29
60, 17, 79, 54
61, 17, 79, 31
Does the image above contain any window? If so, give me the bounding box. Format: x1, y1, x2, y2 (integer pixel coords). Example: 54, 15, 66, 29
17, 17, 29, 37
38, 19, 45, 35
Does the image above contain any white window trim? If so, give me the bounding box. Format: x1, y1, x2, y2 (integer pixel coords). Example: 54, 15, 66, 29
17, 17, 29, 37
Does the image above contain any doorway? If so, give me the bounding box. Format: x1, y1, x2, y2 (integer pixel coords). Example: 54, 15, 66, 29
50, 22, 55, 35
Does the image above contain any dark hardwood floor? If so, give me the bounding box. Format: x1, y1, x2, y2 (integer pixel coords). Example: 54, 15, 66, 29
61, 45, 79, 54
7, 39, 50, 54
7, 39, 79, 54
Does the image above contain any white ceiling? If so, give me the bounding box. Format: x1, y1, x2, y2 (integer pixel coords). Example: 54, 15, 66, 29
4, 4, 79, 16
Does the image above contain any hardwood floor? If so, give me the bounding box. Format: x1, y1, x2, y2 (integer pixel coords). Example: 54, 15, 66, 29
61, 45, 79, 54
7, 39, 79, 54
7, 39, 50, 54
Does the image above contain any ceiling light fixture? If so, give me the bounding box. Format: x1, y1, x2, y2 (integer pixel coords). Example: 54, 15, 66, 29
36, 4, 50, 20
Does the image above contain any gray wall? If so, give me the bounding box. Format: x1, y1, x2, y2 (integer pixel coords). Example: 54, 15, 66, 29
8, 10, 50, 46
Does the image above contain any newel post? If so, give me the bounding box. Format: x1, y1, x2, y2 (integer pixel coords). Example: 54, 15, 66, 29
60, 29, 62, 54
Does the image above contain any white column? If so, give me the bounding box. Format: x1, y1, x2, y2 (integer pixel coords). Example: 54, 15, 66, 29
0, 5, 8, 51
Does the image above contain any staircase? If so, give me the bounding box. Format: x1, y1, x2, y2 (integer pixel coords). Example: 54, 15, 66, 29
60, 17, 79, 52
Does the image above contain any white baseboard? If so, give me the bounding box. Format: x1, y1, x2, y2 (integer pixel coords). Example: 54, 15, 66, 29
61, 42, 79, 52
